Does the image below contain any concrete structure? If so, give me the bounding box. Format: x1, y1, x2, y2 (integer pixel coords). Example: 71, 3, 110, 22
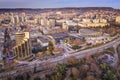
116, 16, 120, 23
62, 22, 68, 30
13, 32, 32, 60
78, 18, 108, 27
79, 29, 102, 37
47, 18, 55, 28
15, 32, 26, 45
37, 37, 49, 47
48, 33, 69, 44
0, 37, 120, 79
40, 18, 47, 26
62, 20, 77, 31
79, 29, 111, 44
78, 23, 108, 27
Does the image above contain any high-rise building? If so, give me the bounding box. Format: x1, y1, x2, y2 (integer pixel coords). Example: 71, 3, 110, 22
47, 18, 55, 27
13, 15, 20, 25
62, 22, 68, 30
10, 16, 15, 24
19, 16, 25, 23
13, 32, 32, 60
41, 18, 47, 26
116, 16, 120, 23
15, 32, 25, 45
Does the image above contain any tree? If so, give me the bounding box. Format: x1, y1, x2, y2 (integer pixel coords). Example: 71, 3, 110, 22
26, 73, 30, 80
72, 45, 81, 50
15, 75, 24, 80
79, 64, 89, 72
73, 39, 81, 46
34, 77, 41, 80
56, 72, 63, 80
85, 54, 91, 61
100, 63, 117, 80
71, 67, 79, 78
79, 64, 89, 79
42, 47, 47, 54
65, 38, 71, 44
84, 75, 96, 80
36, 52, 43, 59
56, 64, 66, 75
100, 63, 110, 71
48, 41, 54, 54
67, 56, 77, 65
107, 70, 116, 80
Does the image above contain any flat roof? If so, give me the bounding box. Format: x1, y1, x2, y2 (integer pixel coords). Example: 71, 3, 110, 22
38, 37, 49, 43
50, 32, 69, 39
70, 36, 84, 40
79, 29, 99, 34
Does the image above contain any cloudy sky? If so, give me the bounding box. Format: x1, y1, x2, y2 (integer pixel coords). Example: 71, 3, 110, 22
0, 0, 120, 9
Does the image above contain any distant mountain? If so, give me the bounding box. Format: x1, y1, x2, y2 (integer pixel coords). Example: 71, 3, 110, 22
0, 8, 42, 13
0, 7, 119, 13
45, 7, 114, 10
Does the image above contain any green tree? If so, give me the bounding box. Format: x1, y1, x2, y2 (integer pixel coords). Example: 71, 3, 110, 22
72, 45, 81, 50
26, 73, 30, 80
34, 77, 41, 80
100, 63, 110, 71
42, 47, 47, 54
103, 70, 117, 80
56, 64, 66, 75
56, 72, 63, 80
67, 56, 77, 66
15, 75, 24, 80
100, 63, 117, 80
65, 38, 71, 44
48, 41, 54, 54
71, 67, 79, 78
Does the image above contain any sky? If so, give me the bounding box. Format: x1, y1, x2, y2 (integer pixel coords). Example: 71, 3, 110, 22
0, 0, 120, 9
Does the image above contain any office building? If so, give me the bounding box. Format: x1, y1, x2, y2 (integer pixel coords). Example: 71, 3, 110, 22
116, 16, 120, 23
13, 32, 32, 60
47, 18, 55, 27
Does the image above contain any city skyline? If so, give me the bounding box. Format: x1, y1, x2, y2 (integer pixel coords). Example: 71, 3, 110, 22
0, 1, 120, 79
0, 0, 120, 9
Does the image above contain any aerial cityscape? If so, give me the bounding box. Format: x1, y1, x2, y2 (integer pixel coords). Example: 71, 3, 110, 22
0, 0, 120, 80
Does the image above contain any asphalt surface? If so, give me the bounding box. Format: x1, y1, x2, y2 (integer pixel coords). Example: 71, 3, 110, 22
0, 37, 120, 78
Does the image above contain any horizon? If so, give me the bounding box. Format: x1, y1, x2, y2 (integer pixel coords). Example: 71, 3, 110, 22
0, 7, 118, 9
0, 0, 120, 9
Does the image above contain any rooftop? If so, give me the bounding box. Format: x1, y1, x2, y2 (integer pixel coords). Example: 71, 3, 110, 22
38, 37, 49, 43
50, 32, 69, 39
79, 29, 100, 34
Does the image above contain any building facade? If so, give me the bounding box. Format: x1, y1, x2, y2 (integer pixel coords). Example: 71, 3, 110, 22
13, 32, 32, 60
116, 16, 120, 23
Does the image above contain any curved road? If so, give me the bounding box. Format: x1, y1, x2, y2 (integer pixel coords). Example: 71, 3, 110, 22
0, 37, 120, 78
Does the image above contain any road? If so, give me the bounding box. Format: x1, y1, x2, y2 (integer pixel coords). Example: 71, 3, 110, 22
0, 37, 120, 78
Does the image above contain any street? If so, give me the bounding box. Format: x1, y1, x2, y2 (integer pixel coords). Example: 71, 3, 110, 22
0, 37, 120, 78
